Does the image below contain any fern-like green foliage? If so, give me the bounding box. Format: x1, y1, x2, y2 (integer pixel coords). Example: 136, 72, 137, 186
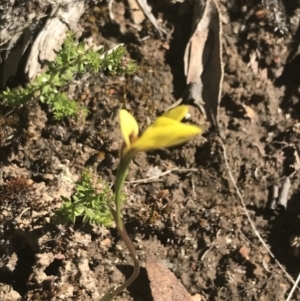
1, 32, 136, 119
55, 168, 116, 226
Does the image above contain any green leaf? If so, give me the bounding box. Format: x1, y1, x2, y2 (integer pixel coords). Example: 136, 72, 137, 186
54, 168, 115, 226
0, 31, 136, 121
73, 204, 85, 216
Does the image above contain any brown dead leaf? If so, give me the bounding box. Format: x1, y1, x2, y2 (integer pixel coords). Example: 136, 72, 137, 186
239, 245, 250, 260
186, 29, 209, 84
146, 255, 193, 301
157, 189, 169, 199
183, 0, 223, 127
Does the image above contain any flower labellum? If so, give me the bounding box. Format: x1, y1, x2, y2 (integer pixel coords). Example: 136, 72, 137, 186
119, 105, 201, 157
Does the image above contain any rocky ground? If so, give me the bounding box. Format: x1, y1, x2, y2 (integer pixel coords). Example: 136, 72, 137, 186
1, 0, 300, 300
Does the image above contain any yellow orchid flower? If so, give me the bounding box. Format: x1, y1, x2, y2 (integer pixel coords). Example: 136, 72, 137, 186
119, 105, 201, 157
100, 105, 201, 301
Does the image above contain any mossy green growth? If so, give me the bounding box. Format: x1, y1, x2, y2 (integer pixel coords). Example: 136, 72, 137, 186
1, 32, 136, 119
55, 168, 118, 226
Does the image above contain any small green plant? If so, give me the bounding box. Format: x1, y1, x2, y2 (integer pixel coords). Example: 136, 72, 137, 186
100, 105, 201, 301
1, 32, 136, 119
55, 168, 115, 226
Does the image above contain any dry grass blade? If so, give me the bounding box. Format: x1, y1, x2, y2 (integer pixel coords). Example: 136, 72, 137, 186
135, 0, 166, 38
286, 272, 300, 301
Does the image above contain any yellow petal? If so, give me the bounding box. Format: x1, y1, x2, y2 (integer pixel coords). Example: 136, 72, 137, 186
132, 117, 201, 152
119, 109, 139, 147
163, 105, 189, 121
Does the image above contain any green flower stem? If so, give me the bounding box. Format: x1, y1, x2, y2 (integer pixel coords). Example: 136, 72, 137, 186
104, 206, 140, 300
100, 151, 140, 301
114, 151, 135, 228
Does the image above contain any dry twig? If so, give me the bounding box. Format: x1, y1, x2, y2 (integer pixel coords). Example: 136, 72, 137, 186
108, 0, 115, 21
126, 168, 198, 185
218, 138, 297, 288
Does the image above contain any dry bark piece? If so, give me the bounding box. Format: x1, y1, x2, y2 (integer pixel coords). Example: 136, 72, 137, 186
146, 255, 193, 301
0, 0, 85, 86
25, 0, 85, 79
183, 0, 223, 127
277, 176, 291, 209
269, 184, 279, 209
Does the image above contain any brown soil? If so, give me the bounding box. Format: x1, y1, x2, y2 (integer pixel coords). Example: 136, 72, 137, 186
1, 0, 300, 300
